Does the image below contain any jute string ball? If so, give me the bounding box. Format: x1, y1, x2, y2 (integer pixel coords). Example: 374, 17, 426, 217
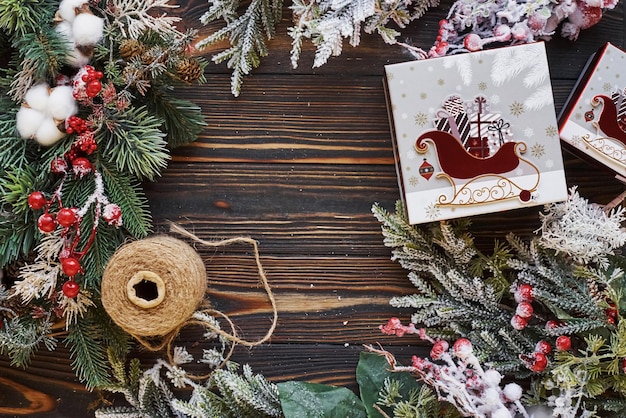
100, 224, 278, 372
101, 235, 207, 339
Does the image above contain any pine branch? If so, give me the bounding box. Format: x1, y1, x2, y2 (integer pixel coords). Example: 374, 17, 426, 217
198, 0, 282, 96
99, 163, 152, 239
100, 106, 169, 181
65, 315, 111, 389
0, 316, 56, 367
0, 0, 57, 37
145, 89, 207, 148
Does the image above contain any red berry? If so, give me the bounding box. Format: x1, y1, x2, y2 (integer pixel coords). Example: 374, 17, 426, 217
555, 335, 571, 351
72, 157, 93, 177
103, 203, 122, 226
452, 338, 473, 360
545, 320, 563, 330
535, 340, 552, 355
516, 301, 534, 319
511, 314, 528, 330
57, 207, 77, 227
430, 340, 449, 360
62, 280, 80, 298
51, 157, 68, 174
61, 257, 81, 277
530, 352, 548, 372
28, 191, 47, 210
37, 213, 56, 233
517, 284, 534, 302
622, 358, 626, 373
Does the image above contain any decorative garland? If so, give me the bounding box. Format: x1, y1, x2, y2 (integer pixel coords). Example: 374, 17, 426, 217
0, 0, 206, 390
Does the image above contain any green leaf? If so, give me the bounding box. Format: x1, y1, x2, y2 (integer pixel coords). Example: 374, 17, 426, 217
356, 351, 422, 418
278, 381, 366, 418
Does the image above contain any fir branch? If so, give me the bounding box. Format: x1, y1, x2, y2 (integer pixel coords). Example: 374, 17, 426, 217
103, 0, 182, 40
99, 164, 152, 239
10, 27, 69, 100
100, 106, 169, 181
0, 316, 56, 367
65, 315, 111, 389
198, 0, 282, 96
0, 0, 56, 37
145, 89, 207, 148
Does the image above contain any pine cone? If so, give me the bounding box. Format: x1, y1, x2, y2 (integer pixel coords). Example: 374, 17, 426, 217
119, 39, 147, 61
176, 58, 203, 83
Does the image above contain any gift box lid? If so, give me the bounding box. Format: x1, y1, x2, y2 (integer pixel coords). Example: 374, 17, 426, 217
559, 42, 626, 183
384, 42, 568, 225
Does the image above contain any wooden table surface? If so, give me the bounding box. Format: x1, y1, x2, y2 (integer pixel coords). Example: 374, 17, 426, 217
2, 1, 626, 416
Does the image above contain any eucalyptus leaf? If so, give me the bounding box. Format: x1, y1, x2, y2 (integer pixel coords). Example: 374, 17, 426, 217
278, 380, 366, 418
356, 351, 422, 418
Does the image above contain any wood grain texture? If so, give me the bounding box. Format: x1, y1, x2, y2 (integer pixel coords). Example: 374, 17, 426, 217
2, 1, 626, 416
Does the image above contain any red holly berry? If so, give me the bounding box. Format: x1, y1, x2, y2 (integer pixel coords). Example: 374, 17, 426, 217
103, 203, 122, 226
452, 338, 473, 360
556, 335, 571, 351
51, 157, 68, 174
62, 280, 80, 298
622, 358, 626, 373
72, 157, 93, 177
28, 191, 47, 210
430, 340, 449, 360
511, 314, 528, 330
516, 301, 534, 319
61, 257, 81, 277
545, 320, 563, 330
517, 284, 534, 302
37, 213, 56, 233
530, 352, 548, 372
535, 340, 552, 355
57, 207, 77, 227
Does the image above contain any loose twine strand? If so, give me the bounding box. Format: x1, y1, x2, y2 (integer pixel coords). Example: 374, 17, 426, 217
164, 223, 278, 379
105, 223, 278, 380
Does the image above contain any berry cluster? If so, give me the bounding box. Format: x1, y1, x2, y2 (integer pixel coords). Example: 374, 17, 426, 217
65, 115, 88, 135
72, 65, 104, 101
510, 283, 534, 330
27, 157, 123, 298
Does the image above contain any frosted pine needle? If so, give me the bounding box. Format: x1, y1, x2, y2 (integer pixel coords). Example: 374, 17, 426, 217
538, 187, 626, 268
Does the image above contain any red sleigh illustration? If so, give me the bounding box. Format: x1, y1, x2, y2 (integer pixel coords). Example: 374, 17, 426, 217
415, 96, 540, 207
582, 93, 626, 168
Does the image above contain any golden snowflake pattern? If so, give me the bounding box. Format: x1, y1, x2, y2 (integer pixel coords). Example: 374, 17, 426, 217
438, 79, 445, 86
545, 125, 557, 137
570, 134, 581, 146
425, 203, 440, 220
409, 176, 419, 187
510, 101, 525, 116
531, 143, 545, 158
414, 112, 429, 126
574, 112, 581, 120
478, 82, 487, 91
604, 82, 613, 91
420, 92, 427, 100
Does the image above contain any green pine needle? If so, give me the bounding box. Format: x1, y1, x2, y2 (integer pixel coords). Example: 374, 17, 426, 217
100, 106, 170, 181
66, 315, 111, 390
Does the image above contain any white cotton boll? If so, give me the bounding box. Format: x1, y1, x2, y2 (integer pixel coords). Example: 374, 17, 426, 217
48, 85, 77, 120
16, 107, 46, 139
35, 118, 65, 146
57, 0, 88, 23
502, 383, 523, 402
72, 13, 104, 45
54, 20, 74, 42
491, 408, 512, 418
483, 369, 502, 386
65, 47, 91, 68
483, 387, 501, 406
24, 83, 50, 112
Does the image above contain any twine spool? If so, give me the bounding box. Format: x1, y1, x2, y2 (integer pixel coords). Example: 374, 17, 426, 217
101, 236, 207, 339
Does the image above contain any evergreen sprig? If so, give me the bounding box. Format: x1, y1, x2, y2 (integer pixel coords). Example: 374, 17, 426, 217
198, 0, 282, 96
0, 315, 56, 367
100, 106, 170, 181
65, 315, 112, 389
0, 0, 56, 36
